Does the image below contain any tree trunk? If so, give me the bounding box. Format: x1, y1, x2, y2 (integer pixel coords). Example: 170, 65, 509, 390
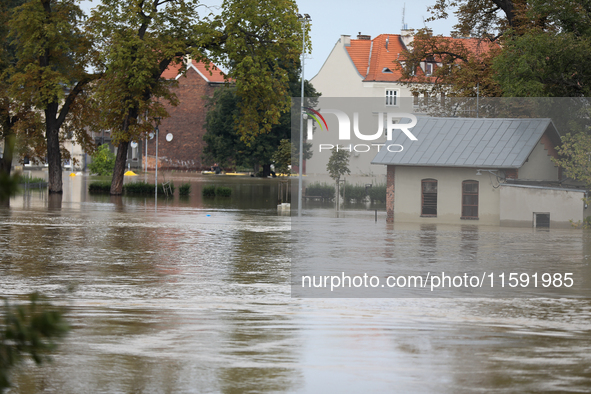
48, 192, 62, 210
262, 164, 271, 177
46, 121, 62, 194
1, 128, 15, 177
110, 141, 129, 195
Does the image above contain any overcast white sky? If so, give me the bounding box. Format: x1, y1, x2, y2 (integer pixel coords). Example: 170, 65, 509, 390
80, 0, 458, 78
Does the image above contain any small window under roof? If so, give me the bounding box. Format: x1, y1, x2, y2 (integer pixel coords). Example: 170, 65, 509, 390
382, 67, 393, 73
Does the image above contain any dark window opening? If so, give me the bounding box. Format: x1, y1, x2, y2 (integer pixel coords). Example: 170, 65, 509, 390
461, 180, 478, 219
421, 179, 437, 216
535, 213, 550, 228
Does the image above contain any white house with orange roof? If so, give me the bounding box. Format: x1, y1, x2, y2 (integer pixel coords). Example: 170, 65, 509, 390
305, 32, 497, 179
311, 32, 417, 106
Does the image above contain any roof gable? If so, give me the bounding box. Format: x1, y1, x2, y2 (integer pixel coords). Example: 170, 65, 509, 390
372, 117, 558, 168
162, 59, 226, 82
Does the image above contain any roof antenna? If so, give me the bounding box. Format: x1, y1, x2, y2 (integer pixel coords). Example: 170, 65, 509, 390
422, 16, 427, 29
402, 4, 407, 30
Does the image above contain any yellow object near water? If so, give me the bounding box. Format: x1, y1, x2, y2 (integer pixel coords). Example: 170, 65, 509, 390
124, 171, 137, 176
69, 173, 76, 177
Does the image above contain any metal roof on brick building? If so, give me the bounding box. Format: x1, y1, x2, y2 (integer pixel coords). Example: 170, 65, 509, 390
371, 117, 559, 168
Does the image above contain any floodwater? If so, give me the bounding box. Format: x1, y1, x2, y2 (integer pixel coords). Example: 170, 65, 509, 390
1, 173, 591, 393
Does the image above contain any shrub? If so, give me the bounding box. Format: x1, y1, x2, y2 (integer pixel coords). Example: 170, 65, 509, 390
305, 182, 335, 199
18, 176, 47, 189
179, 182, 191, 196
88, 144, 116, 176
202, 185, 216, 197
88, 181, 111, 193
124, 181, 174, 196
368, 183, 387, 203
89, 181, 176, 196
215, 186, 232, 197
340, 183, 367, 202
202, 185, 232, 197
19, 176, 46, 185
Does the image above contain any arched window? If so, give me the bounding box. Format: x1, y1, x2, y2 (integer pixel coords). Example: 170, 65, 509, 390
421, 179, 437, 216
462, 180, 478, 219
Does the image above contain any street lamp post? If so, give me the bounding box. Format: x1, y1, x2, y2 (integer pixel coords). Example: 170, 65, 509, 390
297, 13, 311, 217
154, 117, 161, 199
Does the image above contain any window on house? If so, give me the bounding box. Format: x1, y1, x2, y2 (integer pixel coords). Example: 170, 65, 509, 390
534, 213, 550, 228
421, 179, 437, 216
386, 89, 397, 106
461, 180, 478, 219
382, 67, 393, 73
425, 62, 434, 76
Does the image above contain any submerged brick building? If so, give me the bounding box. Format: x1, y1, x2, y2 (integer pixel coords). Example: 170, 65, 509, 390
145, 59, 227, 171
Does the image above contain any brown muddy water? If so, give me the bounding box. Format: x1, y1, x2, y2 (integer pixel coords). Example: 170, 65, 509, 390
1, 173, 591, 393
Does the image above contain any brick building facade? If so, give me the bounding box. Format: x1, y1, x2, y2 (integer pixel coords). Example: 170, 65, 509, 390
145, 59, 226, 170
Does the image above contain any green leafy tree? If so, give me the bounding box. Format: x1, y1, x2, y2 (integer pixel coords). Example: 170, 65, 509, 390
0, 293, 69, 393
272, 139, 293, 175
88, 0, 306, 194
327, 146, 350, 183
406, 0, 591, 98
8, 0, 97, 193
0, 0, 44, 180
203, 73, 318, 176
553, 133, 591, 187
327, 146, 350, 207
88, 144, 116, 176
492, 0, 591, 97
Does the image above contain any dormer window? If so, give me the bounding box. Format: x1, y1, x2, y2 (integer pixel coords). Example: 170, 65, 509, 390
425, 63, 434, 76
382, 67, 393, 73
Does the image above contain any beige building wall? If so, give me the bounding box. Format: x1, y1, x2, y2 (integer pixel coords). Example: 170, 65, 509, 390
518, 141, 559, 181
499, 185, 584, 228
310, 36, 417, 99
393, 166, 502, 225
307, 35, 424, 177
310, 36, 366, 97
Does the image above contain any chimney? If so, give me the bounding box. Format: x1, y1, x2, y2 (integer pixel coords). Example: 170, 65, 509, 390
401, 28, 414, 49
386, 36, 389, 50
357, 32, 371, 40
341, 34, 351, 46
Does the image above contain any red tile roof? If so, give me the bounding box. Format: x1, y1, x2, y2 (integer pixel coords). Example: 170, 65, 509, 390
162, 59, 226, 82
345, 38, 372, 77
345, 34, 498, 82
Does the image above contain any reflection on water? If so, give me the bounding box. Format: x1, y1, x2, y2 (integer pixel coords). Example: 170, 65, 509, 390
1, 174, 591, 393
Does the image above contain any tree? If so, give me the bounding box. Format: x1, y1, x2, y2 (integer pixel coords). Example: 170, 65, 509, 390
553, 133, 591, 187
327, 146, 350, 184
0, 0, 39, 180
272, 139, 292, 175
327, 146, 350, 207
203, 75, 318, 176
8, 0, 97, 193
88, 144, 116, 176
0, 293, 69, 393
396, 0, 519, 97
405, 0, 591, 98
396, 30, 502, 97
492, 0, 591, 97
89, 0, 305, 194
